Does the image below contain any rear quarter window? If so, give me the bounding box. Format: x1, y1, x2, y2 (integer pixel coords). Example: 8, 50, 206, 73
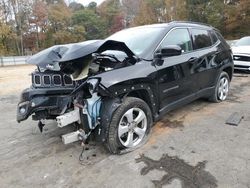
191, 29, 212, 50
209, 30, 219, 44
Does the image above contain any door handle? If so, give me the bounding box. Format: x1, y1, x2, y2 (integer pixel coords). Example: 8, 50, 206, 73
188, 57, 198, 64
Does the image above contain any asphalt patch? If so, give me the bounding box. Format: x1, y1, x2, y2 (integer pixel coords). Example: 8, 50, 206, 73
136, 154, 217, 188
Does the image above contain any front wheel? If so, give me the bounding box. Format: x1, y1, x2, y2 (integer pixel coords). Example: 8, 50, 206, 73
209, 71, 230, 102
106, 97, 152, 154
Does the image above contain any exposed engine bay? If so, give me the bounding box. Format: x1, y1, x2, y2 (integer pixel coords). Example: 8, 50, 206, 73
57, 51, 137, 144
60, 51, 136, 81
17, 40, 138, 145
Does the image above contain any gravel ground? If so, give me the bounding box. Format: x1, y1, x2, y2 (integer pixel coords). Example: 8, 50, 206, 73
0, 66, 249, 188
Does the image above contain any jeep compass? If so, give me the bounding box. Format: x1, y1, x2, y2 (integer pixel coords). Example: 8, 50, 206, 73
17, 21, 233, 154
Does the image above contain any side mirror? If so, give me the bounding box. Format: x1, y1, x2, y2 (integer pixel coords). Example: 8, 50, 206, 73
154, 45, 182, 58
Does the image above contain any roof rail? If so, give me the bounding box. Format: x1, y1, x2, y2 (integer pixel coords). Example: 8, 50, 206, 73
169, 21, 213, 28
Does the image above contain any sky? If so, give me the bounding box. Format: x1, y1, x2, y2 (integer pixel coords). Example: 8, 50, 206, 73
75, 0, 106, 6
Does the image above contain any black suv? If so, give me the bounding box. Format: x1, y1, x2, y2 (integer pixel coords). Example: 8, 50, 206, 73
17, 21, 233, 154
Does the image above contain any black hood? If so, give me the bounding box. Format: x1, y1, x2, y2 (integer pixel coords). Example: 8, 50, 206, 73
27, 44, 69, 71
27, 40, 136, 71
59, 40, 104, 63
96, 40, 135, 58
59, 40, 136, 63
27, 40, 103, 71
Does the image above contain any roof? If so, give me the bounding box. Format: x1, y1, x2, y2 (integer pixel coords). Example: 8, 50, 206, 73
133, 21, 215, 30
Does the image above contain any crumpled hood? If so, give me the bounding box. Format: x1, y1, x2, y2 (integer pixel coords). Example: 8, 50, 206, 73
59, 40, 136, 63
27, 40, 103, 71
232, 46, 250, 55
27, 40, 136, 71
95, 40, 135, 59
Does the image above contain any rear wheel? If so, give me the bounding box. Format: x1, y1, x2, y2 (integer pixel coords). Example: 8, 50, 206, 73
106, 97, 152, 154
209, 71, 230, 102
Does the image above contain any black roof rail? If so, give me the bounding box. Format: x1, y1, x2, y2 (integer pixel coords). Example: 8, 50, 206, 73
169, 21, 213, 28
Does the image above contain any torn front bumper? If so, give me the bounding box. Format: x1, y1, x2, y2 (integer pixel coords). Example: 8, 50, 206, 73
17, 87, 73, 122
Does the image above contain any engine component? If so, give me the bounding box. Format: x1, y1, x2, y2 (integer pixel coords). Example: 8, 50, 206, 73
83, 93, 101, 129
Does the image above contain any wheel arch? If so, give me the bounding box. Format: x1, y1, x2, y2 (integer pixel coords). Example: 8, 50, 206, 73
222, 66, 233, 81
126, 89, 156, 119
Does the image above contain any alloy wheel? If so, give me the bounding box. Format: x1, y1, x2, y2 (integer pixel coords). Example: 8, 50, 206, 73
218, 77, 229, 101
118, 108, 147, 148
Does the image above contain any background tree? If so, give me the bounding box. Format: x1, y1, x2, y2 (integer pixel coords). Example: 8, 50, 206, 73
69, 1, 84, 11
122, 0, 140, 27
0, 0, 250, 56
133, 0, 157, 25
98, 0, 125, 33
163, 0, 188, 21
29, 0, 48, 51
204, 0, 225, 33
0, 21, 13, 54
72, 8, 106, 39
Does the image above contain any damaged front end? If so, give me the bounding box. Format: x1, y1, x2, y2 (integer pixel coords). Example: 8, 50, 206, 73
16, 71, 74, 123
55, 40, 138, 144
17, 40, 103, 133
57, 79, 103, 144
17, 39, 138, 144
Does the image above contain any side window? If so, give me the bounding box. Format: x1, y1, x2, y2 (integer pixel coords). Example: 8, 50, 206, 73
209, 30, 218, 44
191, 29, 212, 50
160, 28, 192, 53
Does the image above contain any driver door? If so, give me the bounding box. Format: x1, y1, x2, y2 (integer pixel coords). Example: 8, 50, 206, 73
156, 28, 199, 111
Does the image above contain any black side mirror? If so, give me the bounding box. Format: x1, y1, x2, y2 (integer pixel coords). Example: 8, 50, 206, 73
154, 45, 182, 58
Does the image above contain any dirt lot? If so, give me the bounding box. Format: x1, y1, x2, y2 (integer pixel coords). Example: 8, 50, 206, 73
0, 65, 35, 95
0, 66, 250, 188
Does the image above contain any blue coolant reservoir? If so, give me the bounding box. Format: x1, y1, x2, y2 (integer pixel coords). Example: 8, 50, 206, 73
86, 93, 101, 129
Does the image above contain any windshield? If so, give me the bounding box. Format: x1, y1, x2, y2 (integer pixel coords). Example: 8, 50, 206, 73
107, 27, 165, 55
235, 37, 250, 46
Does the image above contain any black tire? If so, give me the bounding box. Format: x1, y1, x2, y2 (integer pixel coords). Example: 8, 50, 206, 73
209, 71, 230, 103
106, 97, 152, 154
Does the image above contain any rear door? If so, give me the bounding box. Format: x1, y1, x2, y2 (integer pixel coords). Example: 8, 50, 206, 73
156, 28, 199, 110
189, 28, 219, 91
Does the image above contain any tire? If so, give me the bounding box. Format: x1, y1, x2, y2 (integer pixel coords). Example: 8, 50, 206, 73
209, 71, 230, 103
106, 97, 152, 154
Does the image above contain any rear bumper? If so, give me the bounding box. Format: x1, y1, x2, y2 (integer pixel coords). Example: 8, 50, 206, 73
17, 87, 73, 122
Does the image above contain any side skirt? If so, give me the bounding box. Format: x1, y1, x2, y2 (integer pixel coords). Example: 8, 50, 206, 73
154, 86, 215, 122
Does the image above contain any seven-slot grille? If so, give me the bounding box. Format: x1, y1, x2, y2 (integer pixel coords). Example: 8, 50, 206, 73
32, 73, 74, 87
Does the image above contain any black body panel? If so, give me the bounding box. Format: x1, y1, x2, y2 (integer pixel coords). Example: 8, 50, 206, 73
17, 21, 234, 131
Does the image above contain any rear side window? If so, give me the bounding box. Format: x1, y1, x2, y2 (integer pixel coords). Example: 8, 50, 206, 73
209, 30, 218, 44
160, 28, 192, 53
191, 29, 212, 50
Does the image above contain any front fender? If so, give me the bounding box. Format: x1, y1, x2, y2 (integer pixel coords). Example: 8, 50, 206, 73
97, 97, 122, 142
97, 61, 156, 88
